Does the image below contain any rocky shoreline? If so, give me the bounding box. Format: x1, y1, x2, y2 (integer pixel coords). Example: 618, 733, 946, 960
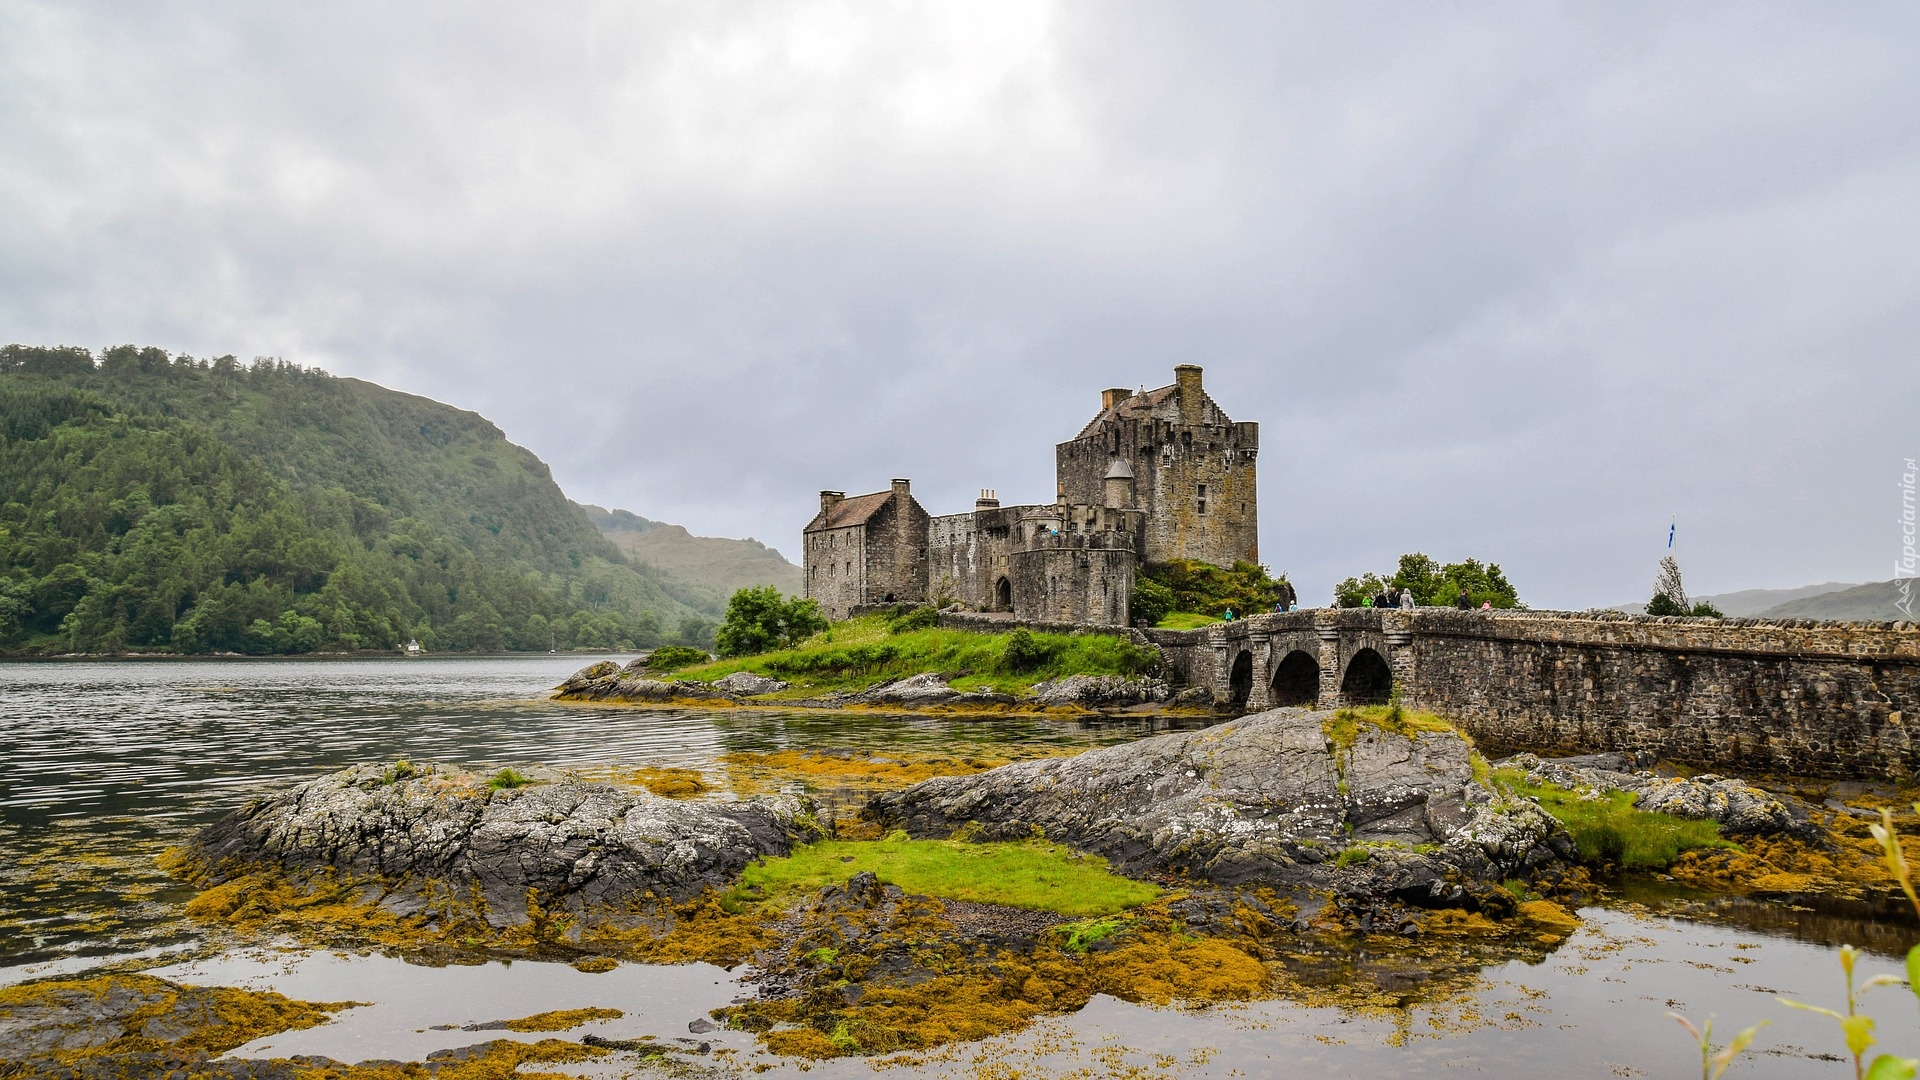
554, 658, 1212, 713
135, 702, 1864, 1064
174, 762, 822, 934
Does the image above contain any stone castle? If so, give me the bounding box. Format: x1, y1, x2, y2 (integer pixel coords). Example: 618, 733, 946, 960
803, 365, 1259, 623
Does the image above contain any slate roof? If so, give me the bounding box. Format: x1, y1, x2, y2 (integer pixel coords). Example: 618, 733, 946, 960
804, 490, 892, 533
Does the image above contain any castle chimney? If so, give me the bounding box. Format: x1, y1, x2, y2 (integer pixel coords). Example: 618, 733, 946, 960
1102, 458, 1135, 509
890, 478, 911, 501
974, 488, 1000, 511
1174, 365, 1203, 424
820, 490, 845, 514
1101, 387, 1133, 412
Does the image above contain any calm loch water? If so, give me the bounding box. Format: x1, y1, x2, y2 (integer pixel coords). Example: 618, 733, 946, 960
2, 655, 1915, 1077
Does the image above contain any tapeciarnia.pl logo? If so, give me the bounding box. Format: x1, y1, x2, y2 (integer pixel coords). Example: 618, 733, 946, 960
1899, 457, 1916, 619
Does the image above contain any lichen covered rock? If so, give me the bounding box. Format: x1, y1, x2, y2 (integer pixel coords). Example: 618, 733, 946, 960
180, 763, 818, 928
866, 708, 1572, 907
1029, 675, 1171, 708
842, 673, 1017, 708
1500, 752, 1820, 841
714, 671, 789, 696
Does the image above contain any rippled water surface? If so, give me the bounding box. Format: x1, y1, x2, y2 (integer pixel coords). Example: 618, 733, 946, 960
3, 656, 1916, 1077
0, 655, 1187, 969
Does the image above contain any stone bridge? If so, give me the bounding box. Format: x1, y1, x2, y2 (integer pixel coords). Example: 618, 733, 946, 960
1145, 609, 1920, 780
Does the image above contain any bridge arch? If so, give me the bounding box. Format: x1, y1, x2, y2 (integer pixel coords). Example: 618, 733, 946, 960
1340, 647, 1393, 705
1270, 650, 1320, 707
994, 577, 1012, 611
1228, 650, 1254, 708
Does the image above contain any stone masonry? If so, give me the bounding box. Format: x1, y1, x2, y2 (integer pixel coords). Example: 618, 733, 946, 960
804, 366, 1258, 623
1149, 608, 1920, 780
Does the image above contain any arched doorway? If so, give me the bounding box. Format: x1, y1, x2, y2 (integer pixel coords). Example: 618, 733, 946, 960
1271, 650, 1320, 707
1340, 647, 1393, 705
1228, 650, 1254, 708
995, 577, 1012, 611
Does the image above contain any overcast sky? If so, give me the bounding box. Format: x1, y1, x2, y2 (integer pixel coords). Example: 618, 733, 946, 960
2, 2, 1915, 609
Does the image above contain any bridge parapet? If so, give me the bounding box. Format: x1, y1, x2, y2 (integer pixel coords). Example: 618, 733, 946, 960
1148, 607, 1920, 779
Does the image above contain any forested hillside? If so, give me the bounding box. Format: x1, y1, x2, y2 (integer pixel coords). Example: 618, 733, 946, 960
0, 344, 714, 654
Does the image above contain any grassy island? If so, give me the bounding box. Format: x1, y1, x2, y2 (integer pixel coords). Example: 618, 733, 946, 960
663, 611, 1162, 698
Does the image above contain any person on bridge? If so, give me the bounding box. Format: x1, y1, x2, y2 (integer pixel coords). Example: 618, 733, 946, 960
1456, 588, 1472, 610
1399, 588, 1415, 610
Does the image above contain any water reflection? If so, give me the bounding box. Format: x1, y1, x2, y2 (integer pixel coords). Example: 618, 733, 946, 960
3, 657, 1918, 1077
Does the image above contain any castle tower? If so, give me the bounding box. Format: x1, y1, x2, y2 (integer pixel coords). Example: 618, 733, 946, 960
1055, 365, 1258, 568
1103, 457, 1135, 509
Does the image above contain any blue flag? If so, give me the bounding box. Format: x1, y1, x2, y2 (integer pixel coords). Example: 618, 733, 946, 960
1668, 522, 1675, 549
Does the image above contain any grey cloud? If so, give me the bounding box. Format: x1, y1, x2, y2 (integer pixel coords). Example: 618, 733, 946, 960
1, 1, 1915, 606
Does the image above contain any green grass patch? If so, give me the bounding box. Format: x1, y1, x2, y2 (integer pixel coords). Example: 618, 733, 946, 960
642, 645, 710, 672
668, 614, 1161, 697
1154, 612, 1221, 630
1321, 705, 1460, 754
732, 835, 1160, 917
1491, 767, 1739, 869
488, 767, 532, 791
1333, 846, 1372, 868
1051, 915, 1129, 954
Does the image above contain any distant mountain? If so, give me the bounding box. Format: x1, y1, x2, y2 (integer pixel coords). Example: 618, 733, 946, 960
1756, 580, 1913, 621
0, 344, 715, 654
1610, 581, 1860, 617
581, 505, 801, 609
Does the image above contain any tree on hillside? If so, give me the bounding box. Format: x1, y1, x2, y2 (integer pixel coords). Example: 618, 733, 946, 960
715, 587, 828, 657
1335, 553, 1522, 608
676, 616, 717, 649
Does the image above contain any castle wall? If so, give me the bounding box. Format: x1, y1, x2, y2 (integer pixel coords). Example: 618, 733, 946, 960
1009, 537, 1135, 625
929, 507, 1018, 611
862, 497, 930, 608
931, 503, 1141, 619
803, 524, 868, 621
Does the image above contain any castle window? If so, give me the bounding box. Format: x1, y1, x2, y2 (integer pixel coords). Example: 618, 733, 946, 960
1182, 431, 1192, 450
1198, 483, 1208, 515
